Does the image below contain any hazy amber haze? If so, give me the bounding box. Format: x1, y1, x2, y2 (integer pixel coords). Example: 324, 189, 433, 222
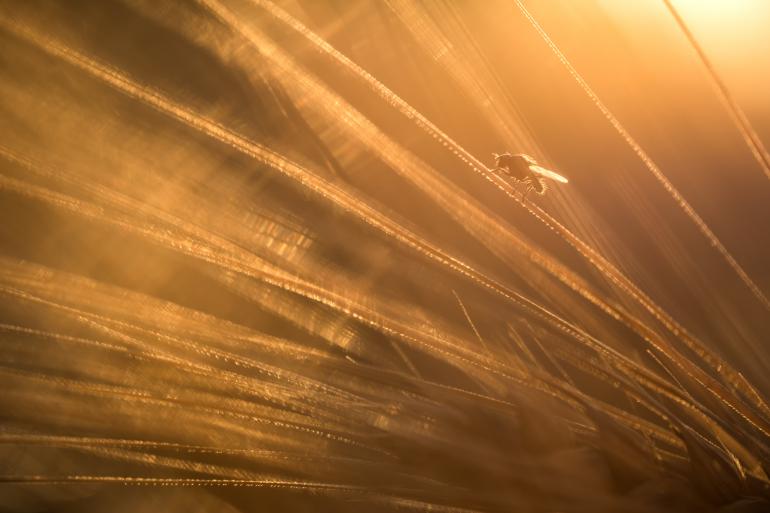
1, 1, 769, 511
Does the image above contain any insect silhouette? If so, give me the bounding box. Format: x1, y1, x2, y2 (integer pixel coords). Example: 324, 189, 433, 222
492, 153, 568, 197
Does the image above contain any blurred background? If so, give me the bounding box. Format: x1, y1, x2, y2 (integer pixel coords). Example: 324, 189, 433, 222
1, 1, 769, 511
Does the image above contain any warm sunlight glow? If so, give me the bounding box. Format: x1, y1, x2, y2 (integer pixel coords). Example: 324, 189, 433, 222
672, 0, 770, 104
1, 2, 769, 511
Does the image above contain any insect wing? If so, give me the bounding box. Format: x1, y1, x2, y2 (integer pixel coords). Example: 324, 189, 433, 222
529, 165, 568, 183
